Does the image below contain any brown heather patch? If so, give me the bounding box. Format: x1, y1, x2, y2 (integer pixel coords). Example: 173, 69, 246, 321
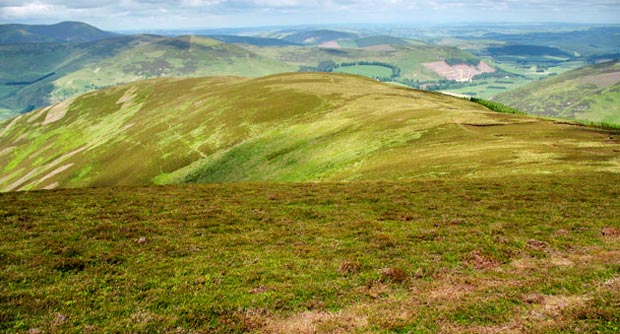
260, 309, 368, 334
440, 323, 524, 334
427, 281, 475, 303
600, 275, 620, 291
601, 226, 620, 238
541, 295, 589, 318
527, 239, 549, 251
338, 260, 362, 275
379, 267, 409, 283
549, 255, 574, 267
469, 250, 500, 270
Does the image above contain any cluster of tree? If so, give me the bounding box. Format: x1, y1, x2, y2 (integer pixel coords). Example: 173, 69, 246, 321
487, 45, 571, 58
469, 97, 526, 115
306, 60, 402, 78
585, 53, 620, 64
396, 79, 472, 91
444, 58, 480, 67
472, 68, 523, 80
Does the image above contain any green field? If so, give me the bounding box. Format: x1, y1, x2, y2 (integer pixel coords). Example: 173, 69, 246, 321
1, 174, 619, 333
247, 44, 477, 81
333, 64, 393, 77
442, 58, 588, 99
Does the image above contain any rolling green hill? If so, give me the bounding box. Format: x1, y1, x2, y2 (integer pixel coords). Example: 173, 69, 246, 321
494, 60, 620, 125
208, 35, 300, 46
249, 44, 480, 81
280, 30, 359, 44
0, 21, 117, 44
0, 35, 296, 119
355, 35, 411, 47
1, 73, 618, 191
479, 27, 620, 57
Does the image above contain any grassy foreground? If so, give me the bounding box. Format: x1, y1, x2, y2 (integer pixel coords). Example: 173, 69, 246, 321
1, 173, 619, 333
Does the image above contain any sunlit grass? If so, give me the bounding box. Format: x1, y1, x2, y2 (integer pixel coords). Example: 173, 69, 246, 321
1, 173, 619, 333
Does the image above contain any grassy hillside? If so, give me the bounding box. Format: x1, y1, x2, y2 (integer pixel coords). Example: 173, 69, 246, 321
49, 35, 296, 103
0, 35, 295, 119
0, 35, 149, 114
0, 21, 117, 44
1, 174, 619, 333
208, 35, 300, 46
494, 60, 620, 125
1, 73, 619, 192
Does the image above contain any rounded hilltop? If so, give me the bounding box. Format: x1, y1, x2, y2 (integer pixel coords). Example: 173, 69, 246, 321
0, 72, 619, 191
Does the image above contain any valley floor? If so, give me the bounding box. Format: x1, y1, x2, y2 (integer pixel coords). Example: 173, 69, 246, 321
1, 173, 619, 333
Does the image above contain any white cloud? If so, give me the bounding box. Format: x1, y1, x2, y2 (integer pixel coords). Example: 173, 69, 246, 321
0, 0, 618, 29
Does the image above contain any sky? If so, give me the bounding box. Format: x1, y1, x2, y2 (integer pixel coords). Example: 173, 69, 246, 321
1, 0, 619, 30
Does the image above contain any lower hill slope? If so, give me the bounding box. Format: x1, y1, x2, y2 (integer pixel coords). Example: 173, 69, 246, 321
1, 73, 619, 191
494, 60, 620, 125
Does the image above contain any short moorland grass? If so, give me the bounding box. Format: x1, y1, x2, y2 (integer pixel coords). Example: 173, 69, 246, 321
1, 173, 619, 333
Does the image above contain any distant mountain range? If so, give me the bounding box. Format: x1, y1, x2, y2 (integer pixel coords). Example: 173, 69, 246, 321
0, 23, 488, 120
0, 34, 295, 118
279, 30, 359, 44
0, 21, 117, 44
3, 21, 618, 125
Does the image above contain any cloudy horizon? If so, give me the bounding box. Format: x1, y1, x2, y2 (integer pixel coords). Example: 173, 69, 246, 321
1, 0, 619, 31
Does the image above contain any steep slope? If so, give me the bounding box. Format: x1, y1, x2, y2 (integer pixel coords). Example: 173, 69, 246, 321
0, 21, 117, 44
0, 35, 296, 118
494, 60, 620, 125
0, 35, 152, 114
1, 73, 618, 191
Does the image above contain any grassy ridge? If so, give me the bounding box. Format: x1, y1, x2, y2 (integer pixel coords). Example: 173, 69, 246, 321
1, 73, 619, 191
0, 21, 117, 44
1, 173, 619, 333
494, 60, 620, 125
